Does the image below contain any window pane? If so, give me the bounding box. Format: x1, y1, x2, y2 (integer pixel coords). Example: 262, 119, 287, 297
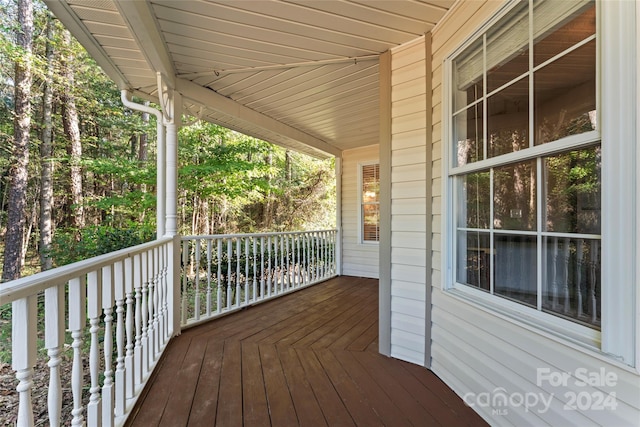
494, 234, 537, 306
363, 204, 379, 242
486, 1, 529, 93
456, 230, 490, 291
542, 237, 600, 328
457, 171, 491, 229
534, 1, 595, 67
534, 40, 596, 145
487, 77, 529, 157
453, 39, 483, 112
362, 164, 379, 203
454, 103, 483, 166
544, 146, 601, 233
493, 160, 537, 231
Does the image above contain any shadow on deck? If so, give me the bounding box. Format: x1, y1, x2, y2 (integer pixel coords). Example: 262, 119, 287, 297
126, 276, 486, 426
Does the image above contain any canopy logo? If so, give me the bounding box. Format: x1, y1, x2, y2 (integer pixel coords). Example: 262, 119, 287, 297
462, 367, 619, 416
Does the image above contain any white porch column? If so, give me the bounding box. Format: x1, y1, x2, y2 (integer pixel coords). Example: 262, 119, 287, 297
157, 73, 181, 237
335, 156, 343, 276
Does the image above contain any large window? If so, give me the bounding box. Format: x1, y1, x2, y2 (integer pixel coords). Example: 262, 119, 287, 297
361, 163, 380, 243
448, 0, 601, 329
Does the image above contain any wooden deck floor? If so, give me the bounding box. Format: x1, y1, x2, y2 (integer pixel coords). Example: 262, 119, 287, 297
126, 276, 486, 427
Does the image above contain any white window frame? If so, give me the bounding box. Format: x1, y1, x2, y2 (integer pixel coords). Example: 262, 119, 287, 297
441, 0, 637, 367
358, 161, 380, 245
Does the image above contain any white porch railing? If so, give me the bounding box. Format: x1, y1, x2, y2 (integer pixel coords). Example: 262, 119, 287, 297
0, 236, 180, 427
1, 230, 338, 426
180, 230, 338, 327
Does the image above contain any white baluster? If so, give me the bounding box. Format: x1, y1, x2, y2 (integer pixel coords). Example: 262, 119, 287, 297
194, 239, 201, 320
245, 238, 250, 304
260, 236, 265, 299
590, 240, 599, 323
181, 240, 188, 324
124, 257, 135, 399
576, 239, 584, 318
267, 236, 272, 296
227, 239, 233, 309
114, 261, 126, 416
252, 237, 258, 301
13, 295, 37, 427
45, 284, 64, 427
280, 235, 285, 292
551, 237, 559, 309
140, 252, 149, 377
562, 238, 570, 313
87, 271, 103, 427
303, 233, 308, 284
206, 239, 212, 317
152, 247, 161, 358
133, 254, 143, 387
146, 249, 155, 367
69, 277, 86, 426
102, 265, 115, 427
285, 235, 290, 289
236, 238, 241, 306
217, 238, 222, 313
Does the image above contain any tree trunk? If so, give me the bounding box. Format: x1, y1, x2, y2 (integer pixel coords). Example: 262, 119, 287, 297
2, 0, 33, 281
39, 13, 55, 271
61, 30, 84, 233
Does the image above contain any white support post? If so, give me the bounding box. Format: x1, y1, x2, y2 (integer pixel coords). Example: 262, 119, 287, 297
45, 284, 64, 427
87, 270, 103, 427
12, 295, 37, 427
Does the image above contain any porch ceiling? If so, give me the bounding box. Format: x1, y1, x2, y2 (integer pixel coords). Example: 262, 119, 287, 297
44, 0, 454, 158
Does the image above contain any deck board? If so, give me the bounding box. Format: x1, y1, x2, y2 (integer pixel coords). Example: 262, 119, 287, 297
126, 276, 487, 427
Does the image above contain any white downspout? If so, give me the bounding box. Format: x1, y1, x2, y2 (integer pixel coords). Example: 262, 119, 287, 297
121, 90, 166, 238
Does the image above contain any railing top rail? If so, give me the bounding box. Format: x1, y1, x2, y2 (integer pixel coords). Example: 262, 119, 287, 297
181, 229, 338, 241
0, 236, 175, 305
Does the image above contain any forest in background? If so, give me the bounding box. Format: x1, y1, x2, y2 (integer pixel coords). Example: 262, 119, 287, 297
0, 0, 336, 281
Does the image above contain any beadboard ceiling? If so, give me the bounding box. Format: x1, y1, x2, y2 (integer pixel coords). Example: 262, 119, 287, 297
45, 0, 454, 158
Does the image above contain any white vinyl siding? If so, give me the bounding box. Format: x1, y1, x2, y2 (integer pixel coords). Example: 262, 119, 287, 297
426, 0, 640, 425
389, 38, 429, 365
341, 145, 379, 278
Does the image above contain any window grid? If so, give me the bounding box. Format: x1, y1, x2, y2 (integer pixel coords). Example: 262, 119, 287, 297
449, 0, 601, 329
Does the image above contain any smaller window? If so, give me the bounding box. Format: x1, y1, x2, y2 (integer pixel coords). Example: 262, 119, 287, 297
361, 163, 380, 243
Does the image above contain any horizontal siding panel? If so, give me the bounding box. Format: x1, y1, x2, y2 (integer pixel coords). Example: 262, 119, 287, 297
391, 181, 426, 199
391, 312, 426, 336
392, 295, 425, 319
392, 96, 426, 119
392, 78, 426, 103
390, 128, 426, 150
391, 59, 426, 86
392, 111, 427, 134
390, 264, 425, 283
391, 214, 425, 233
391, 247, 426, 267
391, 197, 427, 215
390, 345, 424, 366
391, 39, 425, 70
390, 329, 425, 354
391, 231, 426, 250
391, 146, 426, 167
391, 279, 426, 301
392, 163, 426, 182
432, 290, 640, 423
343, 267, 378, 279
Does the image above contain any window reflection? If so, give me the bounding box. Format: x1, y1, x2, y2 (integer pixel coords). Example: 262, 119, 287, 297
534, 40, 596, 144
493, 160, 536, 231
494, 234, 537, 307
457, 171, 490, 229
544, 146, 601, 234
454, 104, 483, 166
488, 77, 529, 157
542, 237, 600, 326
457, 231, 490, 291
